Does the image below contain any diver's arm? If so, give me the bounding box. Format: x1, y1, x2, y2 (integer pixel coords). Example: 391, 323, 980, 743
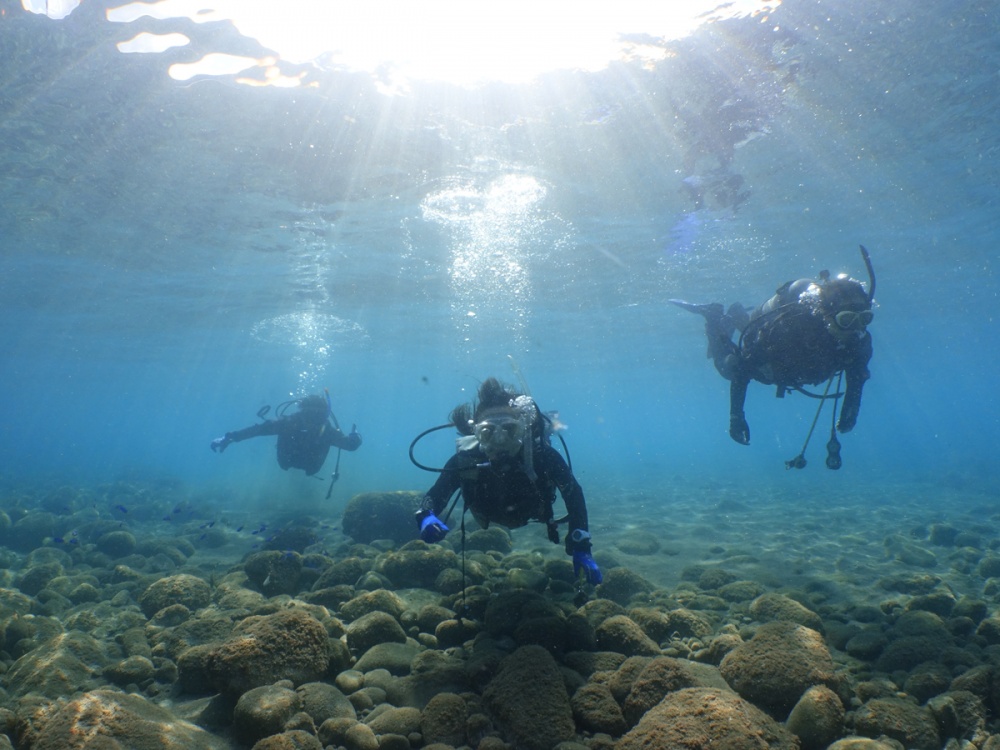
838, 336, 872, 433
541, 447, 602, 583
420, 454, 464, 516
227, 420, 281, 443
414, 454, 464, 542
327, 424, 363, 451
539, 448, 589, 545
728, 375, 751, 445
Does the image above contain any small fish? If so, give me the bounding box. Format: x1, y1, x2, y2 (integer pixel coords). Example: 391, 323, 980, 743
162, 515, 171, 522
236, 525, 244, 533
114, 504, 128, 514
199, 521, 215, 529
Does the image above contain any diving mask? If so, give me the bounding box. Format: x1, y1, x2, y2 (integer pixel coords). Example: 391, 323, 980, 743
833, 309, 874, 330
474, 414, 525, 459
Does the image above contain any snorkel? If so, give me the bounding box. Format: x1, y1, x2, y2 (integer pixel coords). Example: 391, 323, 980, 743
324, 388, 334, 421
859, 244, 876, 305
510, 395, 538, 480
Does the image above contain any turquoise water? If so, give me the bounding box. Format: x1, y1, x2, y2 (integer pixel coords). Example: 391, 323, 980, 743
2, 0, 997, 517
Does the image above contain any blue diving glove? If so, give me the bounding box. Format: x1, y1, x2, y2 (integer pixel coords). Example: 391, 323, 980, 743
210, 434, 233, 453
418, 512, 449, 543
573, 551, 603, 585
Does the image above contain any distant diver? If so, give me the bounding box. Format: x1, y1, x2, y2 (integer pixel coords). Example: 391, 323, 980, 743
671, 245, 876, 469
211, 390, 361, 493
409, 377, 602, 586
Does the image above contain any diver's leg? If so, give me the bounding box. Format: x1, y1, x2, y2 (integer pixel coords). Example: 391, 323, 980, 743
726, 303, 750, 333
670, 299, 740, 380
729, 375, 751, 445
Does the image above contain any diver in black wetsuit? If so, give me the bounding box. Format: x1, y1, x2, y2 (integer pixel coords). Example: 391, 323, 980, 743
412, 377, 602, 585
671, 246, 875, 464
210, 394, 361, 476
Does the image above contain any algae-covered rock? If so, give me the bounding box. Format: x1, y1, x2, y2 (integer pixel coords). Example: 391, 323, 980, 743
206, 609, 330, 695
720, 620, 838, 717
138, 574, 211, 618
665, 607, 714, 639
853, 697, 940, 750
616, 687, 797, 750
339, 588, 407, 621
420, 692, 468, 747
374, 541, 458, 588
97, 530, 137, 558
296, 681, 356, 725
5, 632, 105, 698
786, 684, 845, 750
622, 656, 729, 726
595, 615, 661, 657
30, 689, 229, 750
244, 550, 304, 597
251, 730, 322, 750
233, 684, 302, 746
365, 705, 421, 737
482, 645, 575, 750
571, 682, 628, 736
595, 568, 655, 606
465, 527, 513, 553
749, 592, 824, 632
344, 610, 407, 654
342, 491, 423, 545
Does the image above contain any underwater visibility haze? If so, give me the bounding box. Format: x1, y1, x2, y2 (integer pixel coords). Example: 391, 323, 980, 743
1, 0, 1000, 746
2, 0, 997, 499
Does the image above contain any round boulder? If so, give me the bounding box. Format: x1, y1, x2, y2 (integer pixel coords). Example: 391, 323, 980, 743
719, 620, 837, 717
29, 689, 229, 749
345, 610, 407, 655
206, 609, 330, 695
138, 574, 211, 618
233, 684, 302, 746
342, 491, 423, 545
786, 684, 845, 750
482, 645, 574, 750
616, 687, 797, 750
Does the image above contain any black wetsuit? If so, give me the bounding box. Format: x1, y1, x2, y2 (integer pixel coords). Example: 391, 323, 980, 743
728, 289, 872, 444
227, 414, 361, 476
422, 443, 590, 550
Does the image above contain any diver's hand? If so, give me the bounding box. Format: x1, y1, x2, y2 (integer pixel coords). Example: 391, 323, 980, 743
348, 424, 362, 446
573, 551, 603, 585
729, 414, 750, 445
416, 511, 449, 543
210, 434, 233, 453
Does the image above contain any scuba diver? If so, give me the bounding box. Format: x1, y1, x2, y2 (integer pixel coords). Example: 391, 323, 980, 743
210, 392, 362, 481
410, 377, 602, 585
671, 245, 876, 469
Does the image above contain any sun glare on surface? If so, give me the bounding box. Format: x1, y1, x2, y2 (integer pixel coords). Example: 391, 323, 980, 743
96, 0, 781, 89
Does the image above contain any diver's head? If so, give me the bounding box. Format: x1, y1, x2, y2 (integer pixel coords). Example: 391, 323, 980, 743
297, 394, 329, 423
820, 275, 873, 336
472, 406, 525, 460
